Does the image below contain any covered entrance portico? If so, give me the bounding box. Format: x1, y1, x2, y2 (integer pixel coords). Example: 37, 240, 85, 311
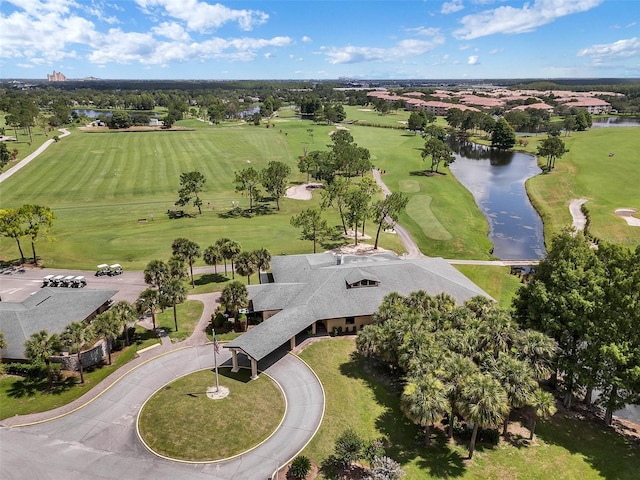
228, 347, 259, 380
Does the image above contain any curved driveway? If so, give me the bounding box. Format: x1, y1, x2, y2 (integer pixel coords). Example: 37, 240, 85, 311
0, 345, 324, 480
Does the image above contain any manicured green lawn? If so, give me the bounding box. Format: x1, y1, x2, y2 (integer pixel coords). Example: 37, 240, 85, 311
153, 299, 204, 342
299, 339, 640, 479
138, 367, 285, 461
527, 127, 640, 247
0, 338, 158, 420
0, 121, 403, 268
453, 265, 524, 308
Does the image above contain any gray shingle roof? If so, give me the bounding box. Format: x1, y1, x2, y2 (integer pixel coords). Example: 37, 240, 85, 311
226, 253, 491, 361
0, 288, 117, 360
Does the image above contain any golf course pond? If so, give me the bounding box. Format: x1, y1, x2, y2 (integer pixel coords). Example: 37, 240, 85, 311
137, 368, 285, 462
448, 138, 546, 260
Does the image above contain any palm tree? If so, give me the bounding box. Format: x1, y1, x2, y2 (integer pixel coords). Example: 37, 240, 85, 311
203, 244, 222, 275
167, 254, 188, 281
401, 375, 448, 447
235, 251, 258, 284
91, 312, 121, 365
161, 278, 187, 331
442, 353, 479, 439
143, 259, 169, 289
137, 288, 161, 331
62, 322, 92, 384
491, 354, 537, 436
220, 281, 248, 319
252, 248, 271, 283
110, 300, 137, 346
215, 238, 232, 276
458, 373, 509, 459
220, 239, 241, 279
24, 330, 62, 388
171, 237, 201, 288
529, 388, 557, 440
516, 329, 557, 380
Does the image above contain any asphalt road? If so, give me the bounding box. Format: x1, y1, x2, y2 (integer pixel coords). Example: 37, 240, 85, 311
0, 346, 325, 480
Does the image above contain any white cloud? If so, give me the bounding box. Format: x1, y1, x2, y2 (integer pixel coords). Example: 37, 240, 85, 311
301, 35, 312, 43
577, 37, 640, 60
17, 63, 35, 68
134, 0, 268, 32
459, 44, 471, 50
468, 55, 479, 65
321, 31, 445, 64
454, 0, 604, 39
405, 26, 441, 37
264, 52, 274, 59
151, 21, 190, 41
442, 0, 464, 15
489, 48, 502, 54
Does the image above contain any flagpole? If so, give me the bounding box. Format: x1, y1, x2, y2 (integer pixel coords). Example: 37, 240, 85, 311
213, 329, 220, 392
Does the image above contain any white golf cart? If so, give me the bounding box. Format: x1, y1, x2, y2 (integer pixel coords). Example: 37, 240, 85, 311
72, 276, 87, 288
96, 264, 110, 276
42, 274, 55, 287
51, 274, 65, 286
109, 263, 123, 276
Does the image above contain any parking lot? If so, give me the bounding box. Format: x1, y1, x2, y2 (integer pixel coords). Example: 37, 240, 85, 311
0, 266, 148, 303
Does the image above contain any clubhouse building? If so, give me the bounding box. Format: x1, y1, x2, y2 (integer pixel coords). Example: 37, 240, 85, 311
225, 252, 491, 378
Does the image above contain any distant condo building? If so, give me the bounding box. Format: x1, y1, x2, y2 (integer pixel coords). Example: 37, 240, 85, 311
47, 70, 66, 82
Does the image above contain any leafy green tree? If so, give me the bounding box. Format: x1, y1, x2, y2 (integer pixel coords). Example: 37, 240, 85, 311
109, 111, 132, 129
345, 186, 370, 245
203, 244, 222, 275
442, 354, 479, 438
167, 255, 188, 281
407, 111, 425, 134
24, 330, 62, 388
0, 208, 27, 264
422, 124, 447, 140
62, 322, 92, 384
421, 137, 454, 174
171, 237, 201, 288
371, 192, 408, 250
137, 288, 161, 331
298, 147, 316, 183
144, 259, 169, 289
513, 230, 604, 408
458, 373, 509, 459
321, 177, 350, 235
402, 375, 448, 447
91, 312, 121, 365
491, 118, 516, 150
234, 251, 258, 285
220, 281, 248, 319
537, 136, 567, 171
0, 142, 10, 168
19, 204, 55, 264
291, 208, 328, 254
261, 161, 291, 210
175, 171, 206, 214
445, 108, 464, 130
234, 167, 261, 212
161, 278, 187, 331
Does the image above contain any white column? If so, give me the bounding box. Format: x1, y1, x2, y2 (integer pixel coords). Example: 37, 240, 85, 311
312, 322, 317, 335
231, 349, 239, 372
250, 358, 258, 380
290, 336, 296, 350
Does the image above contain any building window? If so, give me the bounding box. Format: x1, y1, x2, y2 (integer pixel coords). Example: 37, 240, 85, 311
346, 317, 355, 325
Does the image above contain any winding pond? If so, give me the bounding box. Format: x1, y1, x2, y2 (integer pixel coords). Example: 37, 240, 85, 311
447, 138, 546, 260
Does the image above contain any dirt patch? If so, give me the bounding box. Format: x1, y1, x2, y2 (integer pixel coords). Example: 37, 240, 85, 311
328, 242, 388, 255
615, 208, 640, 226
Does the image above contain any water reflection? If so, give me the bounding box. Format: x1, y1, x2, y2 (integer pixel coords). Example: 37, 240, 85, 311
447, 138, 546, 260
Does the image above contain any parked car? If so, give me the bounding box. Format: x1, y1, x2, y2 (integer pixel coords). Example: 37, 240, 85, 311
96, 264, 110, 276
109, 263, 123, 276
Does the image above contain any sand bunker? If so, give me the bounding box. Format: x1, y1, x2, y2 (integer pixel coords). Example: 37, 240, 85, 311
285, 183, 323, 200
615, 208, 640, 226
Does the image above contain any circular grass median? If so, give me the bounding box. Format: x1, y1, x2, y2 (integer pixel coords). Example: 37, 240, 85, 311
137, 367, 285, 462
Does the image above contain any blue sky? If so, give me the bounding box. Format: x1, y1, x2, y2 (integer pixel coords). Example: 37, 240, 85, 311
1, 0, 638, 80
